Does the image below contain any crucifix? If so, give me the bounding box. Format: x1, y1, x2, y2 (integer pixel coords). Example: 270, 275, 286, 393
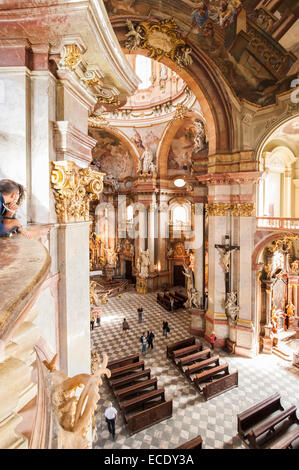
215, 235, 240, 296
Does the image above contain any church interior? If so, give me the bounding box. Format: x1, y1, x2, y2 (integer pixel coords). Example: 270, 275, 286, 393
0, 0, 299, 450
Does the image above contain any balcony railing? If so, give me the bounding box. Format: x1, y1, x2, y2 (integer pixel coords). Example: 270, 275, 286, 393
257, 217, 299, 231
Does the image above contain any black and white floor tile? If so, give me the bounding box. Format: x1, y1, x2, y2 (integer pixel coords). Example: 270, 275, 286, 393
91, 291, 299, 449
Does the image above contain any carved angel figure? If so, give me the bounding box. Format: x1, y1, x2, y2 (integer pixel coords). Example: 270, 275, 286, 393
175, 47, 193, 68
225, 292, 239, 322
190, 287, 201, 308
89, 281, 99, 306
43, 352, 111, 449
136, 248, 150, 278
182, 263, 195, 308
193, 119, 206, 153
125, 19, 143, 51
104, 247, 118, 267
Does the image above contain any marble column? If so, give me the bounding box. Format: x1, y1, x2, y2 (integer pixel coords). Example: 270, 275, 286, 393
57, 222, 91, 376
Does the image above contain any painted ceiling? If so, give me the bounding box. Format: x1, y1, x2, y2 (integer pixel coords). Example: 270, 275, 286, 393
104, 0, 299, 106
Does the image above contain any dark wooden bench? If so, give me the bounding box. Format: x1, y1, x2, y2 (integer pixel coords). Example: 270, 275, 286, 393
271, 426, 299, 449
178, 349, 211, 368
202, 370, 238, 400
172, 343, 203, 361
116, 378, 158, 401
175, 291, 188, 303
175, 435, 203, 449
110, 369, 151, 391
166, 336, 196, 359
110, 360, 144, 378
157, 294, 172, 311
248, 405, 298, 449
237, 392, 283, 439
126, 400, 173, 435
121, 388, 165, 416
107, 354, 139, 371
193, 363, 229, 385
185, 355, 219, 377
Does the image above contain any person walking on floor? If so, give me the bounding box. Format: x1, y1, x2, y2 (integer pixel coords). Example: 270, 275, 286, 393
122, 318, 130, 335
96, 309, 101, 327
104, 402, 117, 439
137, 306, 143, 323
139, 332, 147, 355
147, 330, 155, 349
90, 313, 96, 330
162, 320, 170, 338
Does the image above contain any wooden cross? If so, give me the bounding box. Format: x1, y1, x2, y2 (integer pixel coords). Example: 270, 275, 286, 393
215, 235, 240, 296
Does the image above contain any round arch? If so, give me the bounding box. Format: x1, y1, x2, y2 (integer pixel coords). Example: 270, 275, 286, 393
110, 18, 234, 159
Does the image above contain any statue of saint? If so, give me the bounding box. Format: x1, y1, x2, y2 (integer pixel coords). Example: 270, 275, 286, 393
138, 147, 154, 174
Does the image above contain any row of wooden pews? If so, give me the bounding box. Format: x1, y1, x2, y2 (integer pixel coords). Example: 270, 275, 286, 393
237, 392, 299, 449
157, 291, 188, 311
106, 354, 173, 435
167, 336, 238, 400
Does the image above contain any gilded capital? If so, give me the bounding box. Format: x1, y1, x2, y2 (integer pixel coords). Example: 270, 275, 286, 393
207, 202, 255, 217
51, 161, 105, 223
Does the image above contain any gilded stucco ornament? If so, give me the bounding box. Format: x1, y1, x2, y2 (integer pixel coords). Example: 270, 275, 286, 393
51, 161, 105, 223
58, 44, 83, 70
207, 203, 255, 217
126, 18, 193, 69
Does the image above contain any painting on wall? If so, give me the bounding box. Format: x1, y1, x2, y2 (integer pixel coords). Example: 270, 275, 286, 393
89, 129, 134, 180
125, 125, 164, 159
168, 118, 208, 170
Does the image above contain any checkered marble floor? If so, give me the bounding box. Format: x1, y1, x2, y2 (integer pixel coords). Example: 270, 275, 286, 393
91, 290, 299, 450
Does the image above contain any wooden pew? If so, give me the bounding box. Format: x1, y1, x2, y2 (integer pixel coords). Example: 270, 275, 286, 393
248, 405, 298, 449
175, 435, 203, 449
166, 336, 196, 359
121, 388, 165, 416
186, 356, 220, 379
157, 294, 172, 311
110, 360, 144, 378
110, 369, 151, 391
107, 354, 139, 371
116, 377, 158, 401
172, 343, 203, 361
126, 400, 173, 435
178, 349, 211, 369
202, 370, 238, 400
193, 363, 229, 386
237, 392, 283, 439
270, 426, 299, 449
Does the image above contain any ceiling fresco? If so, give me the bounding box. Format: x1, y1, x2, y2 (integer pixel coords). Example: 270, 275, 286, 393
104, 0, 299, 106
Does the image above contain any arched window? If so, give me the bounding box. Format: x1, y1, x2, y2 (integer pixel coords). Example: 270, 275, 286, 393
136, 55, 152, 90
127, 204, 134, 222
173, 205, 187, 225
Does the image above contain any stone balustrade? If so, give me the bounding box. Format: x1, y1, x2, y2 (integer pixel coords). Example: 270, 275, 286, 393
0, 236, 51, 449
257, 217, 299, 231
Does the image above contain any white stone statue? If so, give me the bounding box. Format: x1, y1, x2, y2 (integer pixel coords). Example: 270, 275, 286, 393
225, 292, 239, 322
190, 287, 201, 309
138, 147, 154, 174
125, 19, 143, 51
104, 247, 118, 267
182, 262, 195, 308
193, 119, 207, 153
136, 248, 150, 278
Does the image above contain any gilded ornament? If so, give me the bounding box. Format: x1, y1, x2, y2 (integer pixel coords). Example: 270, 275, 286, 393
59, 44, 83, 70
126, 18, 193, 69
207, 203, 255, 217
51, 161, 105, 223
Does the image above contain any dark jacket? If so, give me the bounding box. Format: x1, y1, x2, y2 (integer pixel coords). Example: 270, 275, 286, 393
147, 332, 155, 344
0, 192, 18, 236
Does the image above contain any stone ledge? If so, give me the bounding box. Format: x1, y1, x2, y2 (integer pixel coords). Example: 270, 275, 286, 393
0, 236, 51, 344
